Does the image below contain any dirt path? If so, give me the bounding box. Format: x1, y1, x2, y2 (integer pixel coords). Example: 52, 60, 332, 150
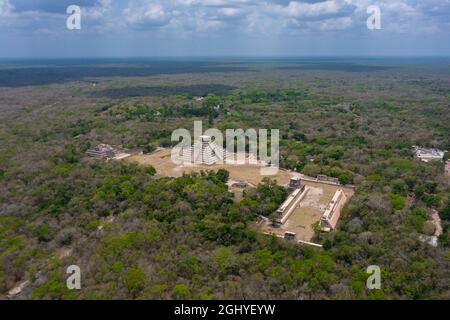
431, 209, 443, 237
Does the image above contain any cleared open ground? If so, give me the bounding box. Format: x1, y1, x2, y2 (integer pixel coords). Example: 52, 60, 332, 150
128, 148, 294, 186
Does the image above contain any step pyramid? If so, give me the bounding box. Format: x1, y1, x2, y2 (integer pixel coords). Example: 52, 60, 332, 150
178, 135, 228, 165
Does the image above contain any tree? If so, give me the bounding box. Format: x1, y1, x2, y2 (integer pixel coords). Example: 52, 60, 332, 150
443, 152, 450, 162
391, 179, 408, 195
36, 224, 52, 242
143, 144, 156, 154
339, 172, 350, 185
122, 267, 145, 296
173, 284, 190, 299
145, 166, 157, 176
440, 202, 450, 221
303, 164, 321, 177
216, 169, 230, 183
390, 194, 406, 210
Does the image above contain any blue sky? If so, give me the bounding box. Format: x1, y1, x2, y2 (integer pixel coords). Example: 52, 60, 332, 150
0, 0, 449, 57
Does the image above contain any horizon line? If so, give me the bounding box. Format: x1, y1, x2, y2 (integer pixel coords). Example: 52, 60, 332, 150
1, 55, 450, 61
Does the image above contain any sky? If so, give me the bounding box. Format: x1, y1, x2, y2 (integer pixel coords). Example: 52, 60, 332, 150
0, 0, 449, 58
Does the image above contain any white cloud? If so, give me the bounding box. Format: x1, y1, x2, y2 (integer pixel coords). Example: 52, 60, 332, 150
2, 0, 450, 37
273, 1, 342, 18
122, 0, 253, 33
0, 0, 13, 17
311, 16, 353, 31
84, 0, 112, 19
124, 2, 171, 29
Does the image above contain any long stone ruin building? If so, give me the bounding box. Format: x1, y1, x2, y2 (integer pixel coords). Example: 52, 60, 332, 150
276, 178, 308, 225
86, 144, 142, 160
320, 189, 347, 231
317, 175, 340, 185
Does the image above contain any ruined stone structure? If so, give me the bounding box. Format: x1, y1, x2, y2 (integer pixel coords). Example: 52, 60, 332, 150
178, 135, 228, 165
413, 145, 445, 162
288, 177, 303, 193
276, 185, 309, 225
86, 144, 141, 160
321, 189, 347, 231
317, 175, 340, 185
284, 231, 297, 240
